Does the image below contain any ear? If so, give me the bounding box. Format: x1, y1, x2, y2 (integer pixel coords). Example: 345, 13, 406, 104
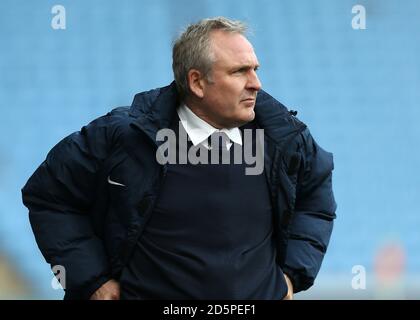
187, 69, 205, 98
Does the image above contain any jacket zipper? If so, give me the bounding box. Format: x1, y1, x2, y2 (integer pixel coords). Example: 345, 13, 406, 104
118, 122, 169, 267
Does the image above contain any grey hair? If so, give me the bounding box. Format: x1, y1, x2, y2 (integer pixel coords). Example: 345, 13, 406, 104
172, 17, 248, 99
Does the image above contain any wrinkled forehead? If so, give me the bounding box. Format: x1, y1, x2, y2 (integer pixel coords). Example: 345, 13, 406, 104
209, 31, 259, 67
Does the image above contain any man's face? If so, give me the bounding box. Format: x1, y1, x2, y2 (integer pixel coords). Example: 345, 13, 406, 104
200, 31, 262, 129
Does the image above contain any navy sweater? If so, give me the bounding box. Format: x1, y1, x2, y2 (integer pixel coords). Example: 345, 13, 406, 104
120, 121, 288, 299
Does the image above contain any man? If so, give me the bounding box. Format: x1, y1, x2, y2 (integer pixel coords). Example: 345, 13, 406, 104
22, 17, 336, 300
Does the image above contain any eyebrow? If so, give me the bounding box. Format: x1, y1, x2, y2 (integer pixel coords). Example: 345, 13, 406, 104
230, 64, 260, 72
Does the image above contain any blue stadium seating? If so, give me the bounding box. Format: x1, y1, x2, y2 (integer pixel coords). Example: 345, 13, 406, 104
1, 0, 419, 299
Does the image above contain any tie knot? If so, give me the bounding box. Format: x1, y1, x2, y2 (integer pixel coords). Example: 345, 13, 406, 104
209, 132, 230, 150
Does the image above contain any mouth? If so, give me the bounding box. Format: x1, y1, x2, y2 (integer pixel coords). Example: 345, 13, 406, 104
241, 98, 256, 108
241, 98, 256, 103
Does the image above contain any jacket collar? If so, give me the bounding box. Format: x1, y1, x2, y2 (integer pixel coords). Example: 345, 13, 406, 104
129, 82, 179, 145
129, 81, 306, 148
254, 90, 307, 149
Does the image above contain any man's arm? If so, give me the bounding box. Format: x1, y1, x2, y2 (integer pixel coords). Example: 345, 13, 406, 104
22, 110, 125, 299
282, 128, 337, 293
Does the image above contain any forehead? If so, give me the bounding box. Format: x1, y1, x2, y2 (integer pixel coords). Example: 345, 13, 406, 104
209, 31, 259, 68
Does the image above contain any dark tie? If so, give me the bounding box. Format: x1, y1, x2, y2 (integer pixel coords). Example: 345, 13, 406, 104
209, 132, 230, 164
209, 132, 230, 151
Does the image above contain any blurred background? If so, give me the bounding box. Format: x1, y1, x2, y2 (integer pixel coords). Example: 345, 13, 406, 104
0, 0, 419, 299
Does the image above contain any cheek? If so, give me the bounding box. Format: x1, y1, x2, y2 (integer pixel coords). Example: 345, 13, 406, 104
208, 81, 245, 114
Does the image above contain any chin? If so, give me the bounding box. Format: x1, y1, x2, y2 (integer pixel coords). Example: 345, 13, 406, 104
234, 111, 255, 127
245, 109, 256, 121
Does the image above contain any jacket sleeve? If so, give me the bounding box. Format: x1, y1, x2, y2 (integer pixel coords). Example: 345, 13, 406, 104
282, 128, 337, 293
21, 110, 124, 299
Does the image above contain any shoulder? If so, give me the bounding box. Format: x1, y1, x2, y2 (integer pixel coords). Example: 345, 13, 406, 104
83, 106, 133, 142
46, 106, 133, 164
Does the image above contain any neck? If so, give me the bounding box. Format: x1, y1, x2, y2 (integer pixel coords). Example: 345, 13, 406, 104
184, 97, 225, 129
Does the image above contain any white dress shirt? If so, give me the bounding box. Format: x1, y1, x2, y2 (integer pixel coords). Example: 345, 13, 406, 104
176, 103, 242, 151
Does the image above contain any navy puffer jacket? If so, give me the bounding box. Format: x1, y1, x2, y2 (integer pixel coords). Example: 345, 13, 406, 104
22, 82, 336, 299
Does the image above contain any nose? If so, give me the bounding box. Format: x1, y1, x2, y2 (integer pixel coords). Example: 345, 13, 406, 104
247, 69, 262, 92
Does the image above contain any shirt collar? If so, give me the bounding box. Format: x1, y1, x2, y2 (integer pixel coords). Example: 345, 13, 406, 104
176, 103, 243, 150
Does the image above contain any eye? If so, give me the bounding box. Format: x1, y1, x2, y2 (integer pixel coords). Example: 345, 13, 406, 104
234, 67, 247, 73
